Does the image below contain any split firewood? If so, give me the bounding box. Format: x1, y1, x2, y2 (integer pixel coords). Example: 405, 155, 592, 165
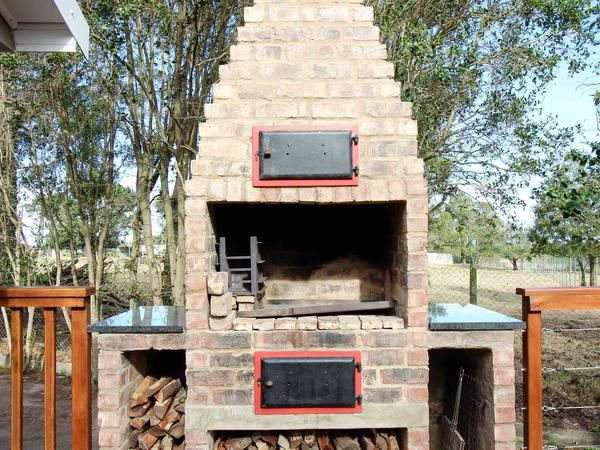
156, 379, 182, 403
145, 377, 173, 399
304, 431, 316, 448
148, 425, 167, 438
262, 434, 278, 447
129, 429, 142, 448
149, 414, 161, 427
129, 401, 151, 418
334, 436, 360, 450
224, 436, 253, 450
158, 408, 181, 432
168, 423, 185, 440
173, 388, 187, 413
138, 431, 159, 450
161, 434, 174, 450
290, 431, 303, 449
256, 440, 271, 450
358, 435, 375, 450
130, 376, 157, 408
129, 409, 152, 430
317, 432, 334, 450
384, 434, 399, 450
374, 434, 387, 450
278, 434, 291, 450
152, 397, 173, 421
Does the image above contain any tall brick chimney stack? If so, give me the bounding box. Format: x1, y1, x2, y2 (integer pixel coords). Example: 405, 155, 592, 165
185, 0, 428, 330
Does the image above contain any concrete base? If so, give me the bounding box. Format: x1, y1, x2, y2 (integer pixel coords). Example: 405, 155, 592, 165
187, 404, 429, 431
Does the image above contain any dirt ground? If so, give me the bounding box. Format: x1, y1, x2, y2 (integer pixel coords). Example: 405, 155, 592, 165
0, 370, 98, 449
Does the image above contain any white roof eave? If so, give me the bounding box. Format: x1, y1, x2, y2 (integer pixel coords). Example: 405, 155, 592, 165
0, 0, 89, 57
51, 0, 89, 57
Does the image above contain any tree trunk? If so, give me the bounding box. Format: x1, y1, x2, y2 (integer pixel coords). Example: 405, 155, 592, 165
159, 152, 177, 303
129, 206, 142, 309
576, 257, 587, 286
589, 255, 597, 287
1, 307, 10, 353
24, 307, 36, 370
510, 258, 518, 271
139, 192, 163, 305
62, 188, 80, 287
174, 176, 186, 306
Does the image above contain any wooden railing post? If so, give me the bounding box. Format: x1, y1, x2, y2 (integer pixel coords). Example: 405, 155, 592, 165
71, 300, 92, 450
0, 286, 94, 450
44, 308, 56, 450
518, 287, 600, 450
522, 296, 543, 450
10, 308, 23, 450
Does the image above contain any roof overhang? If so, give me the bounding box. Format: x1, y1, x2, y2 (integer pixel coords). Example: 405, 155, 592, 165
0, 0, 89, 57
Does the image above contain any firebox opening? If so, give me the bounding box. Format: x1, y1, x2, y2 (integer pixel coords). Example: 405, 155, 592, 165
428, 349, 494, 450
208, 429, 408, 450
125, 350, 187, 384
209, 202, 404, 307
124, 350, 187, 449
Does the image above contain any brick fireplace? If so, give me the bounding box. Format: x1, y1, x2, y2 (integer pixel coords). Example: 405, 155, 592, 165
94, 0, 520, 449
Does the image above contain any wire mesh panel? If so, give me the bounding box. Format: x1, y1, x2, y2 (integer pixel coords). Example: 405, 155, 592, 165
0, 306, 72, 368
439, 416, 465, 450
441, 367, 495, 450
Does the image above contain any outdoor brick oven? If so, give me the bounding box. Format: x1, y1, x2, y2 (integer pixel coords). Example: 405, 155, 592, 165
94, 0, 520, 449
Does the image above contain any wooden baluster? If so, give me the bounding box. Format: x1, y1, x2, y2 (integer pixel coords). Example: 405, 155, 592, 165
44, 308, 56, 450
10, 308, 23, 450
71, 300, 91, 450
523, 296, 543, 450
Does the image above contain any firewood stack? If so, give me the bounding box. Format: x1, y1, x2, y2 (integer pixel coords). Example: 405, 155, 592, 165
214, 430, 402, 450
128, 375, 186, 450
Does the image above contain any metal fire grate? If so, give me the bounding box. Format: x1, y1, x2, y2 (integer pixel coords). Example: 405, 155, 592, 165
442, 367, 491, 450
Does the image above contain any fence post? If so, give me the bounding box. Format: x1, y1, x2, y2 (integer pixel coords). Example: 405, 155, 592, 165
522, 295, 543, 450
469, 263, 478, 305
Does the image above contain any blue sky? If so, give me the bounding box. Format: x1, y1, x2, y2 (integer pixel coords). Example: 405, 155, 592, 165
542, 63, 599, 145
512, 59, 599, 226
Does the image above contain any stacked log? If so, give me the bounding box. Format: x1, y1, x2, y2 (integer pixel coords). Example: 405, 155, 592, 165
128, 375, 186, 450
214, 430, 401, 450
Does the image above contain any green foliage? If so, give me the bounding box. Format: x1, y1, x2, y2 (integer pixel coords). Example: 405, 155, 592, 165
369, 0, 599, 209
498, 224, 532, 269
40, 185, 136, 251
530, 143, 600, 256
429, 193, 504, 262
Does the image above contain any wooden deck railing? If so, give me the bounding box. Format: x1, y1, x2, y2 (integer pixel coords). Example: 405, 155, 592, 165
517, 287, 600, 450
0, 286, 94, 450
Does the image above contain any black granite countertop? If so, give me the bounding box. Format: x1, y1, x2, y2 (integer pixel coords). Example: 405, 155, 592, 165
88, 306, 184, 334
429, 303, 524, 331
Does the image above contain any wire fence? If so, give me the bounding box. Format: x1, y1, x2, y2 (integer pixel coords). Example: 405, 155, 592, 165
0, 306, 73, 366
430, 257, 599, 320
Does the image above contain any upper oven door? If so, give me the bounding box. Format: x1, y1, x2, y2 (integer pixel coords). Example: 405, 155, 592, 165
252, 125, 359, 187
258, 130, 353, 180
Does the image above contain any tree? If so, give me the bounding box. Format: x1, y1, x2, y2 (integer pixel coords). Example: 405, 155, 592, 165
9, 51, 129, 322
429, 193, 504, 263
86, 0, 251, 305
530, 144, 600, 285
498, 225, 532, 270
369, 0, 599, 211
